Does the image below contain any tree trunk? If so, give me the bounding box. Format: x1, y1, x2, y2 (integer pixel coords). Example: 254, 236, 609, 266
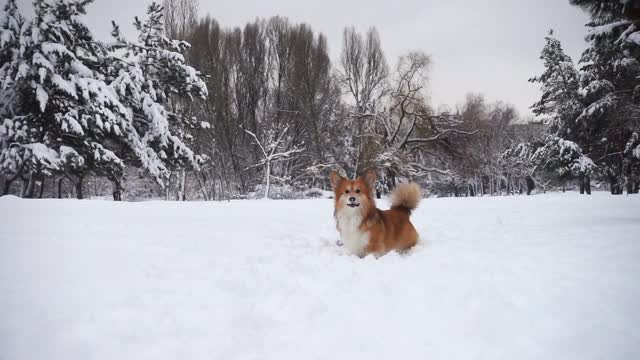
610, 173, 624, 195
38, 177, 45, 198
208, 172, 216, 201
195, 172, 209, 201
218, 172, 226, 201
585, 175, 591, 195
216, 164, 227, 201
21, 177, 28, 197
526, 176, 535, 196
57, 178, 64, 198
165, 172, 173, 201
489, 176, 493, 196
179, 169, 187, 201
219, 156, 230, 201
610, 176, 622, 195
3, 164, 25, 196
24, 172, 36, 198
579, 172, 584, 194
112, 178, 122, 201
2, 177, 15, 195
264, 161, 271, 199
75, 175, 84, 200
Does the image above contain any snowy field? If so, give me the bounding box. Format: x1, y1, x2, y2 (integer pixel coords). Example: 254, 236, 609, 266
1, 193, 639, 360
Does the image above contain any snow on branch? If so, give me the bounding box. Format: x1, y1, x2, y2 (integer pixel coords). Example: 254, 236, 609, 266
405, 128, 479, 145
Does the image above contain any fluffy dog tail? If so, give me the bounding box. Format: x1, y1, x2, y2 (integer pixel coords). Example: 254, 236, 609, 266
390, 183, 421, 213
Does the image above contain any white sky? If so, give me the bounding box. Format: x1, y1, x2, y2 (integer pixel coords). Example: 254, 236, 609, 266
12, 0, 591, 117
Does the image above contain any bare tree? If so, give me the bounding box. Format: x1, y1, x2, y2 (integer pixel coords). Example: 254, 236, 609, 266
244, 125, 303, 199
184, 16, 342, 199
339, 27, 388, 113
163, 0, 198, 40
338, 27, 389, 176
363, 52, 477, 191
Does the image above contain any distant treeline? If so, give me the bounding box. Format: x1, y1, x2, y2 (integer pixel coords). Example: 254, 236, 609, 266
0, 0, 638, 200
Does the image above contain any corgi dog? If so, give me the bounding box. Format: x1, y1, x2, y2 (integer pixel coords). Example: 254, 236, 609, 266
330, 169, 421, 257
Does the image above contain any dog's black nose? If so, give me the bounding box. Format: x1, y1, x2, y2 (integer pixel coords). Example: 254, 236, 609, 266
349, 197, 356, 202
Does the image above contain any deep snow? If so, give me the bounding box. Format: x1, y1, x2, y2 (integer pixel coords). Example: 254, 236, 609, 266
1, 193, 639, 360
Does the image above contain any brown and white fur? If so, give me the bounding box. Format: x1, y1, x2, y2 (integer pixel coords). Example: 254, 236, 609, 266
330, 170, 421, 257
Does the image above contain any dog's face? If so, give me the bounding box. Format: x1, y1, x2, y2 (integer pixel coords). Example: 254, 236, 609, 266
330, 170, 376, 212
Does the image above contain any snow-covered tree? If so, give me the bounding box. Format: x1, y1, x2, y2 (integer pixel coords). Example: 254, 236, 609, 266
0, 0, 25, 194
348, 51, 477, 193
529, 29, 583, 139
0, 0, 22, 89
105, 2, 207, 199
501, 141, 540, 195
571, 0, 640, 194
624, 130, 640, 193
519, 30, 595, 193
372, 51, 433, 187
532, 136, 597, 194
1, 0, 135, 198
0, 0, 208, 199
244, 124, 303, 199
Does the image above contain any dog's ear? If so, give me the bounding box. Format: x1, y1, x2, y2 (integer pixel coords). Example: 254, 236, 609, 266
330, 170, 345, 189
363, 169, 377, 190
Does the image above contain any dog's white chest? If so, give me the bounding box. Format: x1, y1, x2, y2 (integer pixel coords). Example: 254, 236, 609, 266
336, 210, 369, 256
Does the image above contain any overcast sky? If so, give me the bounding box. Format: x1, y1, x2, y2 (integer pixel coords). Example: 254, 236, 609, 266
13, 0, 591, 117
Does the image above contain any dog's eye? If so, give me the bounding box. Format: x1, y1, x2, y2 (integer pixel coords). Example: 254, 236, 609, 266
345, 189, 350, 194
356, 189, 361, 193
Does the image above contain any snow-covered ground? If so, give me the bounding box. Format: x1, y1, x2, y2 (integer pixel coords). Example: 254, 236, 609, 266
1, 193, 639, 360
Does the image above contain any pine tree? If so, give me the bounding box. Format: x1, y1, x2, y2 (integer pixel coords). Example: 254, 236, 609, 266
2, 0, 139, 198
570, 0, 640, 194
531, 136, 596, 194
0, 0, 25, 194
521, 30, 595, 193
0, 0, 207, 199
529, 29, 583, 139
105, 2, 207, 198
0, 0, 22, 88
